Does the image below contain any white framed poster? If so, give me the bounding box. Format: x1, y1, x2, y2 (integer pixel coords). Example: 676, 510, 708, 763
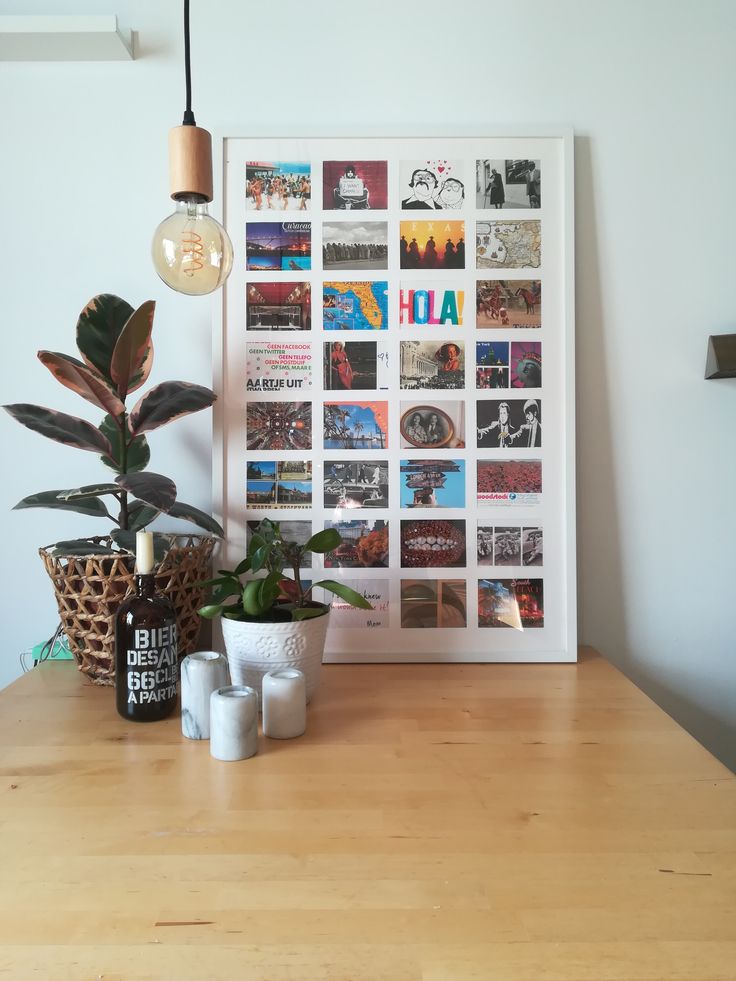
214, 133, 576, 661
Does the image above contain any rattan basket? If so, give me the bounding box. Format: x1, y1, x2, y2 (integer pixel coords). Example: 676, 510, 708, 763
39, 535, 216, 685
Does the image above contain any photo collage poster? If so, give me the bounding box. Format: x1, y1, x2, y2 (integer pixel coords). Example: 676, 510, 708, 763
221, 137, 574, 661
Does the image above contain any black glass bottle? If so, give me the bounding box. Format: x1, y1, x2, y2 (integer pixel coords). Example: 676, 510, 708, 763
115, 573, 178, 722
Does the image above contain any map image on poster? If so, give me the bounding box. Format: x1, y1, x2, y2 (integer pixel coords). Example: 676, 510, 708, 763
323, 281, 389, 331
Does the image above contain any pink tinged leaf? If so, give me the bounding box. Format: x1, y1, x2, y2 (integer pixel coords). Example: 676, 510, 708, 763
3, 403, 112, 455
37, 351, 126, 417
110, 300, 156, 399
128, 381, 216, 436
115, 472, 177, 512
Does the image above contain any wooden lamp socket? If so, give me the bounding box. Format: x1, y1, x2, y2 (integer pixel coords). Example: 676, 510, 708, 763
168, 125, 213, 202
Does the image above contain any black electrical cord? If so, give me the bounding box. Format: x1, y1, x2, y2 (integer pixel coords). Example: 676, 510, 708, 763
182, 0, 196, 126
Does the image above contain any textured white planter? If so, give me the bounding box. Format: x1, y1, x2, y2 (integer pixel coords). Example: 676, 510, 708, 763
221, 610, 330, 704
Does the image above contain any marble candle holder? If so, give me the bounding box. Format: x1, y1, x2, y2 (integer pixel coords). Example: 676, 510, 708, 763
180, 651, 230, 740
209, 685, 258, 761
262, 668, 307, 739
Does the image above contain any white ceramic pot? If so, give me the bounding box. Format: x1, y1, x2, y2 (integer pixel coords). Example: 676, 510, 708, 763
221, 610, 330, 704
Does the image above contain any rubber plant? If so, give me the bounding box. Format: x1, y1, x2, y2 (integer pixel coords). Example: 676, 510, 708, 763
199, 518, 372, 622
3, 293, 224, 556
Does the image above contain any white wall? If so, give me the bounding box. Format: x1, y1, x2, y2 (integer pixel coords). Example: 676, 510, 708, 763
1, 0, 734, 769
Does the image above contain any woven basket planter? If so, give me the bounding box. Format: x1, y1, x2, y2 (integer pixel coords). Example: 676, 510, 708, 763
40, 535, 216, 686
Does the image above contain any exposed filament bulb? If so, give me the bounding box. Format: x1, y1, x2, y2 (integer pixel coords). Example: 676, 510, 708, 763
152, 199, 233, 296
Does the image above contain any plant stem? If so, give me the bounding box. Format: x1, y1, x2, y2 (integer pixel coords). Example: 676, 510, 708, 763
118, 412, 128, 530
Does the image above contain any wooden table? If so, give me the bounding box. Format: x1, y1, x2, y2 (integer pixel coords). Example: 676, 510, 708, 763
0, 649, 734, 980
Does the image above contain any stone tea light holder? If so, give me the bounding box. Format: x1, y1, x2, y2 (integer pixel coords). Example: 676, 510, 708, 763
209, 685, 258, 761
262, 668, 307, 739
180, 651, 230, 740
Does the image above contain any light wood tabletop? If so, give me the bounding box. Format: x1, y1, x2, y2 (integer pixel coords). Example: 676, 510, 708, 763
0, 648, 734, 980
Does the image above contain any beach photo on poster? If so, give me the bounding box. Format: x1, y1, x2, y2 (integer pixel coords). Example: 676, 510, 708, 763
322, 222, 388, 270
324, 340, 388, 391
399, 160, 465, 211
246, 401, 312, 450
400, 221, 465, 270
323, 281, 388, 331
401, 519, 466, 569
324, 460, 388, 509
246, 460, 312, 509
477, 398, 542, 448
401, 579, 467, 628
400, 400, 465, 449
400, 341, 464, 391
476, 221, 540, 270
246, 161, 311, 211
476, 279, 541, 328
510, 342, 542, 388
323, 401, 388, 449
246, 222, 311, 271
247, 520, 312, 567
476, 340, 509, 389
400, 460, 465, 509
246, 282, 311, 331
478, 578, 544, 628
324, 519, 389, 568
399, 282, 464, 327
477, 459, 542, 506
326, 578, 390, 628
323, 161, 388, 210
246, 341, 312, 392
476, 159, 541, 210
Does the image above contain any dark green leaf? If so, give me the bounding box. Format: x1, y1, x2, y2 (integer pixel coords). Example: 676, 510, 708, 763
37, 351, 126, 417
250, 544, 269, 574
110, 300, 155, 399
115, 472, 176, 512
212, 581, 242, 603
111, 530, 170, 562
98, 414, 150, 474
222, 608, 246, 620
197, 604, 224, 620
167, 501, 224, 537
76, 294, 135, 383
48, 539, 119, 556
304, 528, 342, 554
199, 575, 237, 588
234, 557, 251, 575
3, 403, 112, 455
13, 489, 110, 518
258, 571, 282, 611
128, 381, 216, 436
248, 533, 266, 557
312, 580, 374, 609
291, 606, 328, 621
127, 501, 160, 532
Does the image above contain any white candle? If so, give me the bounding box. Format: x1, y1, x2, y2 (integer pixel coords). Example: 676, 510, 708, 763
262, 669, 306, 739
180, 651, 230, 740
135, 530, 154, 574
209, 685, 258, 761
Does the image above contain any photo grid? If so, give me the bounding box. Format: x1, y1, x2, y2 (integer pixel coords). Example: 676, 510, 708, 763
240, 144, 548, 649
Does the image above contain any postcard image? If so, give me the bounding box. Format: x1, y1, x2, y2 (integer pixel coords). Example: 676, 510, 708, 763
327, 578, 390, 628
399, 160, 465, 211
400, 220, 465, 270
522, 527, 544, 566
477, 460, 542, 506
246, 221, 311, 271
476, 279, 541, 329
510, 342, 542, 388
246, 401, 312, 451
400, 341, 464, 391
476, 159, 541, 210
246, 341, 312, 393
246, 161, 311, 212
323, 340, 388, 391
322, 222, 388, 270
323, 401, 388, 450
247, 282, 311, 331
246, 459, 312, 510
478, 578, 544, 628
400, 400, 465, 450
399, 282, 464, 327
401, 579, 467, 628
477, 398, 542, 449
323, 281, 388, 331
400, 519, 466, 569
476, 221, 540, 270
247, 520, 312, 567
476, 340, 509, 389
400, 460, 465, 509
323, 161, 388, 211
323, 460, 388, 509
324, 519, 389, 569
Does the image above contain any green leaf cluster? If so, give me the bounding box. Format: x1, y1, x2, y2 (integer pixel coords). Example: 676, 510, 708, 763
197, 519, 373, 623
4, 294, 223, 554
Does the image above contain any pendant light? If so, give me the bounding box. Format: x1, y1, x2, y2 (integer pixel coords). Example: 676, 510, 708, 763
151, 0, 233, 295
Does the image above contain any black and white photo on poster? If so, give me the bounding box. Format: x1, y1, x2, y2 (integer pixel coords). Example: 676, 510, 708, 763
476, 159, 541, 210
323, 161, 388, 210
400, 400, 465, 449
477, 524, 544, 566
477, 398, 542, 448
399, 160, 465, 210
400, 341, 464, 391
323, 461, 388, 509
401, 579, 467, 628
322, 222, 388, 270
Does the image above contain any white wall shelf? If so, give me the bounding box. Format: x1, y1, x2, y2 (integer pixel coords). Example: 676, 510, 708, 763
0, 15, 134, 61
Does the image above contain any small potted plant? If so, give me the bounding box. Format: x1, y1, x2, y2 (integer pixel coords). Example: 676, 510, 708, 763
198, 518, 372, 701
3, 293, 224, 684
